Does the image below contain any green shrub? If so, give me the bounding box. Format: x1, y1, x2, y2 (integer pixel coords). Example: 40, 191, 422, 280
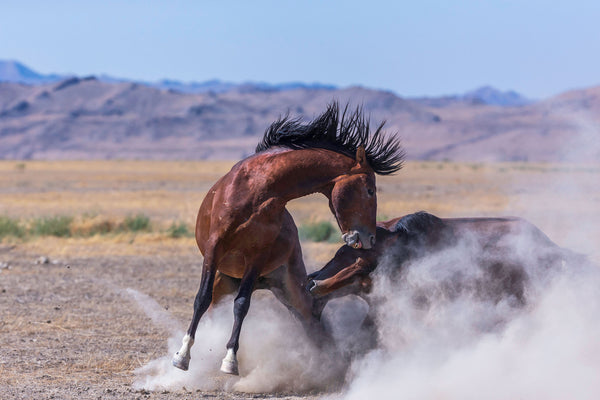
121, 214, 151, 232
30, 216, 73, 237
299, 221, 336, 242
168, 222, 192, 238
0, 216, 26, 238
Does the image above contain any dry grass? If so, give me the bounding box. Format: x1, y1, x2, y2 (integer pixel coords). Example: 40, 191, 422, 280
1, 160, 598, 260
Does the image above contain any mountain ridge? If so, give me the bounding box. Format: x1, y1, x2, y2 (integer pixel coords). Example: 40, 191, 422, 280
0, 60, 527, 106
1, 61, 598, 162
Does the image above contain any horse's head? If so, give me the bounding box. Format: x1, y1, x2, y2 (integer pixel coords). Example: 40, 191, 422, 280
329, 146, 377, 250
307, 244, 375, 297
307, 224, 396, 298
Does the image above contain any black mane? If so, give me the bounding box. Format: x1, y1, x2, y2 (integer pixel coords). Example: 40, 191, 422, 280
255, 102, 405, 175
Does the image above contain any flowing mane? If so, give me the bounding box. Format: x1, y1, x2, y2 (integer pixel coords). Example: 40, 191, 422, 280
255, 102, 405, 175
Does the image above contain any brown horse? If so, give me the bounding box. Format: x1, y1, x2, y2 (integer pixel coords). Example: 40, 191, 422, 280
308, 211, 574, 305
172, 103, 404, 374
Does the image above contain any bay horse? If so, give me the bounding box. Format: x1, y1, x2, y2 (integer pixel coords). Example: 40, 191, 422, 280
172, 102, 404, 375
308, 211, 574, 305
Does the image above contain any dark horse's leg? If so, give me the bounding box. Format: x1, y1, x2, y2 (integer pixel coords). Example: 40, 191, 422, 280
262, 249, 336, 350
172, 255, 217, 371
220, 268, 258, 375
261, 256, 347, 386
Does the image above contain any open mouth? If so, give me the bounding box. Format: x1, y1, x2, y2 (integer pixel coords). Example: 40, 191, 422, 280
342, 231, 363, 249
342, 230, 375, 249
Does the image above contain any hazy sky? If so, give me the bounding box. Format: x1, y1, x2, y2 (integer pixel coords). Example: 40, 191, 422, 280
1, 0, 599, 99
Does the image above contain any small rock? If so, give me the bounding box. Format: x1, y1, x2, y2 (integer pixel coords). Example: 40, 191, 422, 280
35, 256, 50, 264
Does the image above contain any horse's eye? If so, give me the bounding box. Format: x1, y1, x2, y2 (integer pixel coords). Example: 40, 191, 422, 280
367, 188, 375, 196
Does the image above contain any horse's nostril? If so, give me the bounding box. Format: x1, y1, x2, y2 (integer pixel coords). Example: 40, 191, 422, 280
370, 235, 376, 247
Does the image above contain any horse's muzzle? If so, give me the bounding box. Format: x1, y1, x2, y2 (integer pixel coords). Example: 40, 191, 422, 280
342, 230, 375, 250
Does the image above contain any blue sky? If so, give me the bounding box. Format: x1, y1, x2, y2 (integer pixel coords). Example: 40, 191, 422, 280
1, 0, 599, 99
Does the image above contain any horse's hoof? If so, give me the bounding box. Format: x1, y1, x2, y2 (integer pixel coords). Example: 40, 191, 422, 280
172, 351, 190, 371
220, 357, 239, 375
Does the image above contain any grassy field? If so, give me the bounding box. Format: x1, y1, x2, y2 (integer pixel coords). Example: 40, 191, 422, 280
0, 160, 598, 262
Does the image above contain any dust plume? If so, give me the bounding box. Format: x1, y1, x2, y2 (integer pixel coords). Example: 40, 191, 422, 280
336, 246, 599, 400
337, 116, 600, 400
132, 291, 347, 393
122, 288, 183, 334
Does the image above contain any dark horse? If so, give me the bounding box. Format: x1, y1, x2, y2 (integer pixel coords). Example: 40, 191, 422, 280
172, 103, 404, 374
308, 211, 573, 305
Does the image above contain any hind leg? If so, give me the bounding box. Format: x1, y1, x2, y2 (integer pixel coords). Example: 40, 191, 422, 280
172, 254, 218, 371
264, 254, 348, 384
264, 248, 335, 350
220, 268, 258, 375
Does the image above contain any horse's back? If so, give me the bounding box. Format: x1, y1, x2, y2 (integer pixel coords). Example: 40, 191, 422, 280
445, 216, 560, 251
389, 213, 564, 305
384, 212, 566, 282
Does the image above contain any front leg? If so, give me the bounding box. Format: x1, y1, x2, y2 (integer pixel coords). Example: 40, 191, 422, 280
308, 258, 372, 297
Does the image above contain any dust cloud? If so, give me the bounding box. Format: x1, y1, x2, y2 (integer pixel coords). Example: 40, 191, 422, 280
338, 246, 599, 400
337, 119, 600, 399
131, 291, 346, 393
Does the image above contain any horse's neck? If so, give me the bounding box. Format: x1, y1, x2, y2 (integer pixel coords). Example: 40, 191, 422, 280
256, 148, 354, 201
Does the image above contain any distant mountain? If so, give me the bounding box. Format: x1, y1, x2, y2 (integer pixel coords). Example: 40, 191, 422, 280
0, 60, 525, 104
153, 79, 337, 94
1, 60, 598, 162
0, 60, 63, 84
1, 73, 599, 162
0, 60, 335, 94
462, 86, 531, 106
97, 75, 337, 94
412, 86, 531, 108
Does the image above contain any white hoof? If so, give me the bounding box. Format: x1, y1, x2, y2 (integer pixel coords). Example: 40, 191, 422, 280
173, 334, 194, 371
220, 348, 239, 375
172, 351, 190, 371
220, 358, 239, 375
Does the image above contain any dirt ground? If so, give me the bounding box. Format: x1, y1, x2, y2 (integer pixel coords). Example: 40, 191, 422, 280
1, 243, 340, 400
1, 160, 599, 399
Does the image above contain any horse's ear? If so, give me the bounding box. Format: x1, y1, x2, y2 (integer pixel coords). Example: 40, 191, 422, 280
355, 145, 367, 166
